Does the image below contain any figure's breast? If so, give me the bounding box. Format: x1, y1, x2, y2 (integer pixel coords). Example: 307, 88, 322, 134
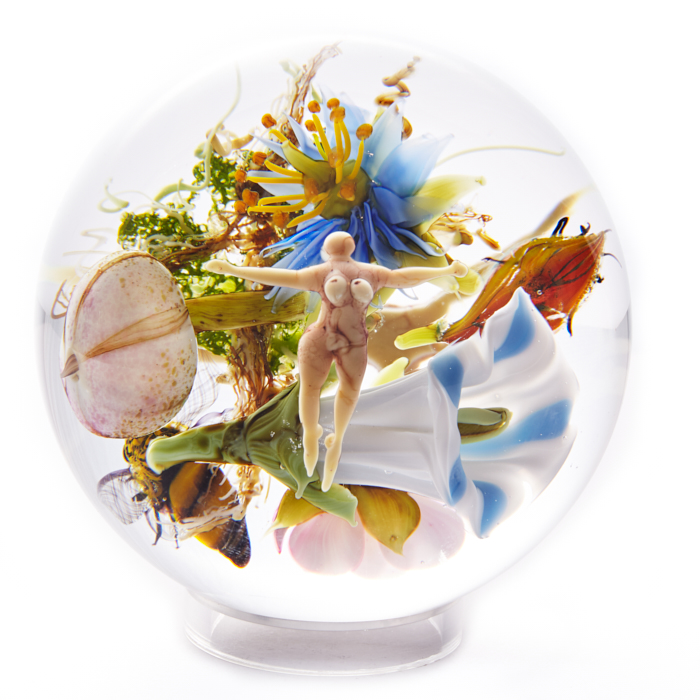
324, 272, 374, 308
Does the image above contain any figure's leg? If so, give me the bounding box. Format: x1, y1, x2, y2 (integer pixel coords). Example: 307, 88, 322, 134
322, 345, 366, 491
298, 329, 333, 477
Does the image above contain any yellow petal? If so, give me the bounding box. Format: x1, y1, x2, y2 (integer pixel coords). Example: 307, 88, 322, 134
268, 488, 322, 532
185, 290, 308, 333
349, 485, 421, 555
371, 357, 409, 386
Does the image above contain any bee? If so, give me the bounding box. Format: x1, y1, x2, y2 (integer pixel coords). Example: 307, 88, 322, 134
97, 425, 251, 568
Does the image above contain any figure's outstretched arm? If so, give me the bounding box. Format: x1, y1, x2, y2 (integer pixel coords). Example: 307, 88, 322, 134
204, 259, 322, 291
384, 260, 468, 289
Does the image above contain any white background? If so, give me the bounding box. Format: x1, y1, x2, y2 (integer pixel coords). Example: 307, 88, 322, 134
3, 1, 698, 698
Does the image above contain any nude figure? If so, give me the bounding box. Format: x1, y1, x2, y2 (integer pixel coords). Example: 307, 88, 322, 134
204, 232, 467, 491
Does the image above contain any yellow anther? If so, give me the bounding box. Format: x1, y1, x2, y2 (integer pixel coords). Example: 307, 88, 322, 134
356, 124, 373, 140
402, 117, 413, 139
308, 101, 321, 113
273, 211, 290, 228
339, 181, 357, 202
252, 151, 267, 166
305, 119, 317, 132
234, 201, 247, 214
241, 189, 259, 207
327, 98, 340, 109
234, 169, 247, 183
330, 106, 346, 123
261, 114, 277, 128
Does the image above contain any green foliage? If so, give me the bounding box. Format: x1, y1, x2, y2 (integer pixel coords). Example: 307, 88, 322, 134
268, 319, 305, 375
118, 210, 207, 259
171, 258, 245, 300
196, 330, 232, 358
193, 152, 246, 208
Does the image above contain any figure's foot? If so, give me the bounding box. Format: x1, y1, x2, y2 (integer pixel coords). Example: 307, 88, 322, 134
322, 433, 341, 492
303, 424, 324, 476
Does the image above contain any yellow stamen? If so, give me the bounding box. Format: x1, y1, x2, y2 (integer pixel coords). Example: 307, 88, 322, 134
288, 198, 328, 228
269, 128, 289, 144
234, 201, 247, 214
234, 169, 247, 183
312, 114, 331, 161
246, 176, 303, 185
252, 151, 267, 166
341, 120, 352, 162
349, 140, 365, 180
312, 133, 325, 158
257, 194, 307, 205
304, 119, 317, 132
264, 161, 303, 178
248, 202, 307, 213
308, 100, 321, 113
327, 98, 340, 109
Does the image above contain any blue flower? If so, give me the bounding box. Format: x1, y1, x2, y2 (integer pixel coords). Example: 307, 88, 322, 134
246, 96, 483, 304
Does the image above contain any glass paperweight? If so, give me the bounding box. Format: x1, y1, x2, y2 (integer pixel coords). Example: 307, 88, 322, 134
38, 40, 630, 675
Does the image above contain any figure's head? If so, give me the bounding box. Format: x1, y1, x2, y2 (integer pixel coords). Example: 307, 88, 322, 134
322, 232, 355, 260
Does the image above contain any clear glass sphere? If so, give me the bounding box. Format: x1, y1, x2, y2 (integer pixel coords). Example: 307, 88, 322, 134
39, 39, 630, 630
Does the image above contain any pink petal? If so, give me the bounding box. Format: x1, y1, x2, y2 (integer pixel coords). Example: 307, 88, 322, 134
382, 495, 466, 570
273, 528, 287, 554
289, 514, 365, 575
353, 534, 402, 580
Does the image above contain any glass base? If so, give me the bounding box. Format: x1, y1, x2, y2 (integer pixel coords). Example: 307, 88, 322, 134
184, 592, 463, 675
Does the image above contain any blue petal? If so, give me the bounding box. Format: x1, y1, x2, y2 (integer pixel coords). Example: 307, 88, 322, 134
375, 134, 453, 198
473, 481, 507, 537
448, 458, 467, 504
363, 203, 400, 268
363, 103, 404, 179
429, 349, 464, 407
494, 292, 536, 362
347, 208, 370, 264
254, 136, 286, 160
262, 216, 336, 256
264, 219, 345, 308
285, 115, 322, 159
371, 208, 440, 258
